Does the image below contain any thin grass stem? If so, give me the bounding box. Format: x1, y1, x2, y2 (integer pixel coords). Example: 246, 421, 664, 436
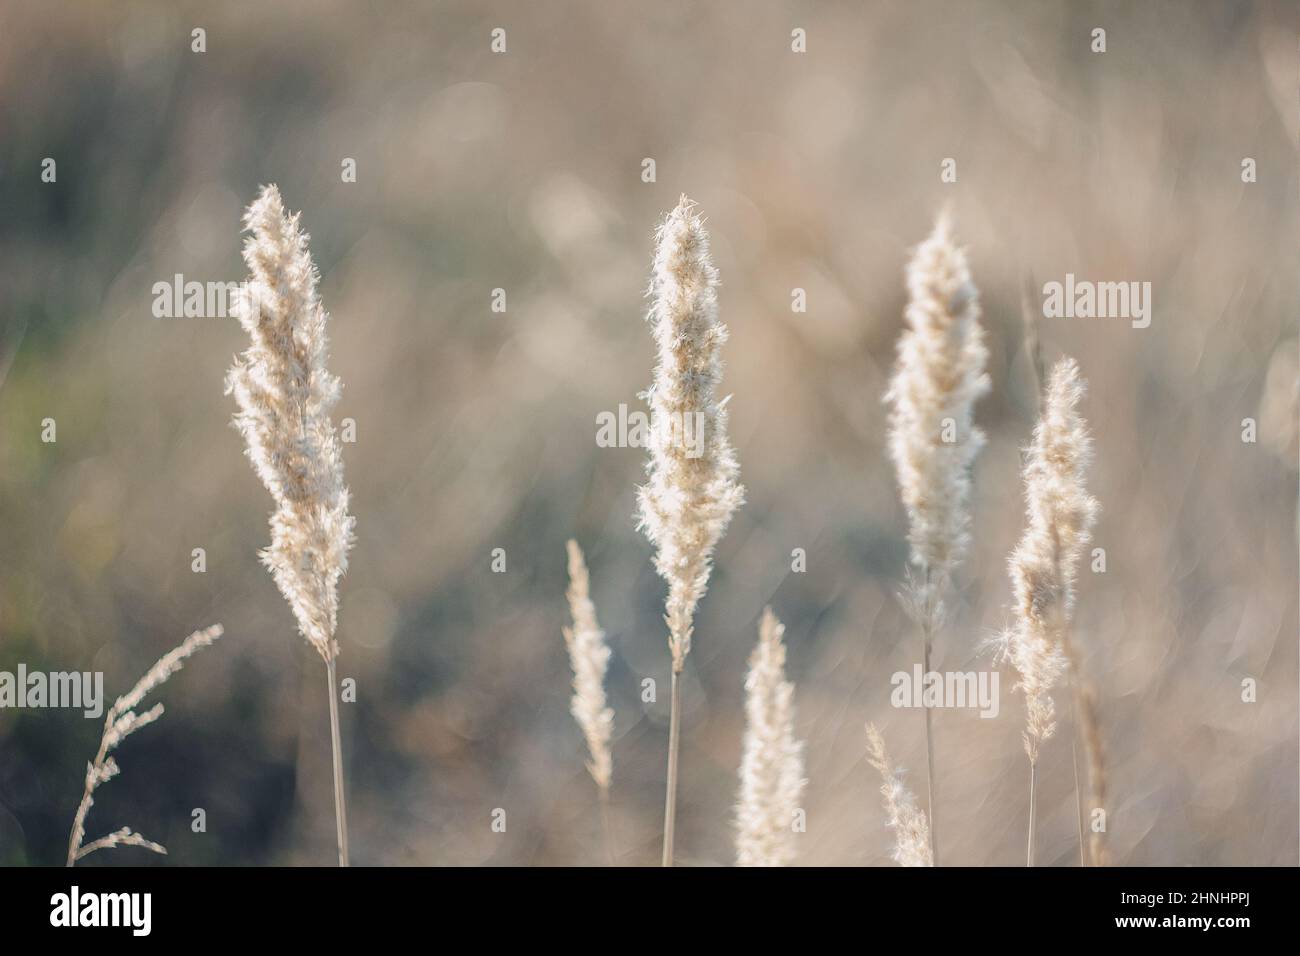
921, 611, 938, 867
598, 785, 616, 866
326, 656, 349, 867
1027, 759, 1037, 867
662, 666, 682, 866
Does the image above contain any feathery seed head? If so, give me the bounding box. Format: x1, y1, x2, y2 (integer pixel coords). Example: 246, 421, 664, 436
736, 608, 806, 867
563, 540, 614, 790
864, 723, 933, 867
226, 185, 354, 662
885, 214, 990, 611
636, 195, 744, 670
1006, 356, 1099, 761
1011, 357, 1098, 627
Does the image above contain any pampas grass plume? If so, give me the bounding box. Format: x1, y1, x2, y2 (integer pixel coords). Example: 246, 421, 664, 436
1004, 356, 1099, 762
225, 184, 354, 865
637, 195, 744, 866
226, 184, 355, 664
735, 607, 806, 867
636, 195, 744, 672
885, 212, 990, 609
882, 212, 989, 866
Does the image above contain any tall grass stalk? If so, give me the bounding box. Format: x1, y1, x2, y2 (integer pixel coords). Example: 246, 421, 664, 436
885, 214, 990, 865
1032, 325, 1109, 867
1021, 288, 1084, 866
226, 185, 356, 866
637, 196, 744, 866
1000, 356, 1099, 867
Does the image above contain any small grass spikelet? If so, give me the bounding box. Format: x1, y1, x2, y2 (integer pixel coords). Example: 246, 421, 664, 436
563, 540, 614, 791
864, 724, 933, 867
66, 625, 223, 866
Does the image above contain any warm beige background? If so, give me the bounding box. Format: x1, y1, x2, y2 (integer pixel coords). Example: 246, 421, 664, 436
0, 0, 1296, 865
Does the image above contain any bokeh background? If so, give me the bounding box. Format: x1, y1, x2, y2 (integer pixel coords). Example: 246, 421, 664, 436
1, 0, 1296, 866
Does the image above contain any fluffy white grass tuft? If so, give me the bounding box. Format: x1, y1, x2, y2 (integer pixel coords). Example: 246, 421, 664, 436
736, 608, 806, 867
637, 195, 744, 672
226, 184, 354, 665
885, 213, 989, 613
1001, 356, 1099, 764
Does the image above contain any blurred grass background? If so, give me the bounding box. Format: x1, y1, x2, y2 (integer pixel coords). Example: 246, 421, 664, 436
0, 0, 1296, 865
